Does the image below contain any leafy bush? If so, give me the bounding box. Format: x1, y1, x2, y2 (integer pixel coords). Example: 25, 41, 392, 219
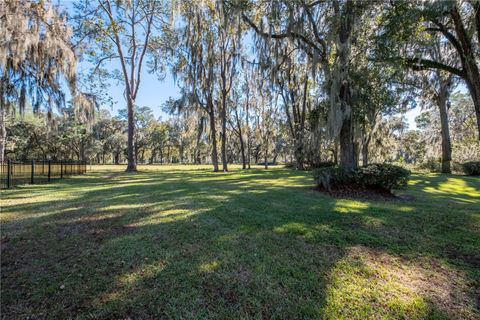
461, 161, 480, 176
312, 166, 353, 191
355, 163, 411, 191
313, 163, 410, 192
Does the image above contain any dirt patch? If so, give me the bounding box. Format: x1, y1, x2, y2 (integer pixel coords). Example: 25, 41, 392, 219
313, 185, 414, 202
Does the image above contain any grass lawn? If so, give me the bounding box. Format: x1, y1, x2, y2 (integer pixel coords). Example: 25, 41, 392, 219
1, 165, 479, 319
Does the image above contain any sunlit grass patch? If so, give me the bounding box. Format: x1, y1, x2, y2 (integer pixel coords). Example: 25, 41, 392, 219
323, 246, 478, 320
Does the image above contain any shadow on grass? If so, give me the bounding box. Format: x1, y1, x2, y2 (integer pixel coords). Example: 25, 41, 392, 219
1, 168, 479, 319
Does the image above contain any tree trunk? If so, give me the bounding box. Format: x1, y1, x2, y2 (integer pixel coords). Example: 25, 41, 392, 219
437, 90, 452, 174
126, 97, 137, 171
294, 133, 305, 170
239, 133, 246, 169
208, 107, 219, 172
264, 136, 268, 169
339, 115, 356, 169
465, 78, 480, 139
0, 105, 6, 163
220, 94, 228, 172
195, 117, 204, 164
234, 106, 246, 169
451, 6, 480, 138
246, 102, 251, 169
362, 141, 369, 166
330, 0, 356, 170
150, 149, 156, 164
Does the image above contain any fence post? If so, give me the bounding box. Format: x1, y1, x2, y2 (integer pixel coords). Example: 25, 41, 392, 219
48, 160, 51, 182
60, 160, 63, 179
7, 160, 11, 189
31, 160, 35, 184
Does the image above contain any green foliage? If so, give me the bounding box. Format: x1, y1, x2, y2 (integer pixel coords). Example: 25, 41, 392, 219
355, 163, 410, 191
313, 163, 410, 192
461, 161, 480, 176
312, 166, 353, 191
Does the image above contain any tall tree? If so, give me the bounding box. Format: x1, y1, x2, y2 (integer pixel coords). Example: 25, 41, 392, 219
243, 0, 366, 169
216, 1, 241, 172
74, 0, 170, 171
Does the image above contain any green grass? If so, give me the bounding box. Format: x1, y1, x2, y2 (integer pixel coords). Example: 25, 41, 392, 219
1, 165, 479, 319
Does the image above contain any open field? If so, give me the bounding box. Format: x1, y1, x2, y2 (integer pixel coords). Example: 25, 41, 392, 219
1, 165, 479, 319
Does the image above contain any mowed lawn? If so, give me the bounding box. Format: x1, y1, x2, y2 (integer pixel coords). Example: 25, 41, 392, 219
1, 165, 479, 319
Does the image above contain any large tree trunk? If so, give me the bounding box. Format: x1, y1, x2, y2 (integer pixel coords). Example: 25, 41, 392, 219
126, 97, 137, 171
436, 87, 452, 174
339, 114, 356, 169
451, 6, 480, 138
294, 135, 305, 170
328, 1, 356, 170
465, 78, 480, 139
208, 106, 219, 172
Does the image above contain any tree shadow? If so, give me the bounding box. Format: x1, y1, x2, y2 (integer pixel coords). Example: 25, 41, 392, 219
1, 168, 479, 319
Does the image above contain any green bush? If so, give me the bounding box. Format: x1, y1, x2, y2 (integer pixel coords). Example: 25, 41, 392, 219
312, 166, 353, 191
313, 163, 410, 192
461, 161, 480, 176
355, 163, 411, 191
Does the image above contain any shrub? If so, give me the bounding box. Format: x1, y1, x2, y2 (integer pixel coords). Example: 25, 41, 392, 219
312, 163, 410, 193
356, 163, 411, 191
312, 166, 353, 191
461, 161, 480, 176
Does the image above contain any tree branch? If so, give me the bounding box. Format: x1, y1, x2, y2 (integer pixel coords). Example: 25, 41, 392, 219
241, 14, 323, 55
384, 57, 465, 78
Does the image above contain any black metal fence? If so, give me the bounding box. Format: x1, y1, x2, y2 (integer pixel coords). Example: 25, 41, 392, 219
0, 160, 87, 189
